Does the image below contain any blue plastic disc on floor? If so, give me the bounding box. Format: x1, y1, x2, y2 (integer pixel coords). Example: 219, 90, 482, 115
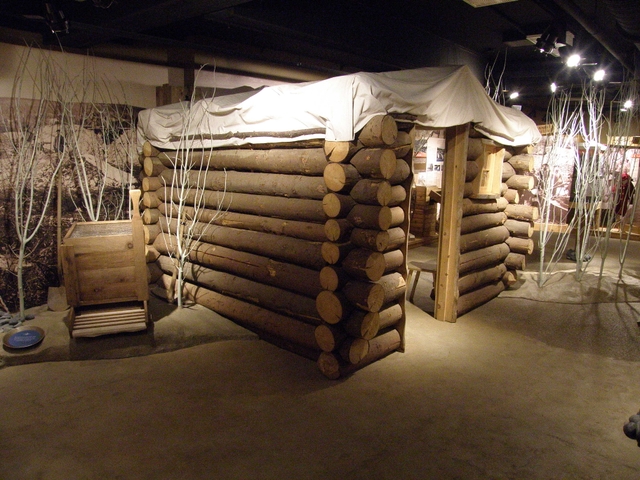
3, 326, 45, 349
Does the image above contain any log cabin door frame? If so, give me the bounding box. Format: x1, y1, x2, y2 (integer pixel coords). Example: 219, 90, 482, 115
434, 123, 470, 322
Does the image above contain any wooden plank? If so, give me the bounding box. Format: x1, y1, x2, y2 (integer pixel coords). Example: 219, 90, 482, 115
71, 300, 148, 337
76, 265, 137, 284
74, 303, 144, 315
64, 233, 132, 255
64, 220, 131, 238
72, 322, 147, 338
74, 317, 146, 328
74, 248, 135, 271
76, 266, 139, 304
435, 124, 469, 323
469, 140, 504, 198
76, 290, 140, 306
395, 142, 413, 351
74, 311, 145, 322
132, 216, 149, 301
60, 244, 79, 307
75, 308, 145, 320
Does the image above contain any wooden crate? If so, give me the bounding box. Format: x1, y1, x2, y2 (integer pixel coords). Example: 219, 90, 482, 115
60, 191, 149, 337
469, 139, 504, 199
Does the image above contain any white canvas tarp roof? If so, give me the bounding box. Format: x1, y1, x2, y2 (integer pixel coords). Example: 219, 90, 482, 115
138, 65, 542, 150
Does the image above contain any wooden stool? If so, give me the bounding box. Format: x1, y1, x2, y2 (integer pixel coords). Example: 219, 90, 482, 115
407, 260, 437, 303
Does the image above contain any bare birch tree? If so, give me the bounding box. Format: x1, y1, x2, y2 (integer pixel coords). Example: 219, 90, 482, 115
484, 48, 508, 105
535, 88, 581, 285
536, 79, 639, 285
4, 48, 65, 318
598, 77, 640, 279
59, 55, 136, 221
161, 68, 228, 307
568, 84, 609, 280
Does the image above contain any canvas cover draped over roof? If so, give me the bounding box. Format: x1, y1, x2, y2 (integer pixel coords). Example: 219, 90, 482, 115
138, 65, 542, 150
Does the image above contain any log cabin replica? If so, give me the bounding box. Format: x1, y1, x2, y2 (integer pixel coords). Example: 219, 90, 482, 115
137, 66, 541, 378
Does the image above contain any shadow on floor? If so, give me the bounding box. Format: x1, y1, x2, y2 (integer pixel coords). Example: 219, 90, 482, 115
0, 295, 258, 368
408, 240, 640, 362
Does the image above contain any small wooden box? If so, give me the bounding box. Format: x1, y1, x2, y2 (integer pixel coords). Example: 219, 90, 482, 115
60, 191, 149, 337
469, 139, 505, 199
61, 220, 148, 307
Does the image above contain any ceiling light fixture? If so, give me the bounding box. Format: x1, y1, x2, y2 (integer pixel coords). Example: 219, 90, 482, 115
566, 54, 581, 67
535, 27, 558, 55
523, 27, 572, 57
624, 100, 633, 109
44, 1, 68, 34
593, 69, 605, 81
509, 92, 520, 100
550, 82, 557, 93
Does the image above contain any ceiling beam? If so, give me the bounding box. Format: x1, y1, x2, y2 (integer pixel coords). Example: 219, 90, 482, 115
101, 0, 255, 32
56, 0, 255, 49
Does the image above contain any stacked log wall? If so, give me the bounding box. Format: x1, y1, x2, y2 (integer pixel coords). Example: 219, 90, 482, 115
140, 140, 328, 360
140, 114, 413, 379
501, 146, 538, 282
139, 154, 165, 289
458, 137, 536, 315
316, 115, 413, 379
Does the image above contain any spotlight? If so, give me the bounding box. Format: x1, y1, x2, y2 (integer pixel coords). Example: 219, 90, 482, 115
593, 69, 605, 81
566, 54, 581, 67
44, 1, 69, 34
550, 82, 557, 93
509, 91, 520, 100
624, 100, 633, 109
535, 27, 558, 55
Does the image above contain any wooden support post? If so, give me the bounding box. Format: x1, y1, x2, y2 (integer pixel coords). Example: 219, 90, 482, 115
434, 124, 469, 323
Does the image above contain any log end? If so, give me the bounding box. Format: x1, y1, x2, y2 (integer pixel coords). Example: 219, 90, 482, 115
321, 242, 341, 264
358, 115, 398, 147
143, 141, 159, 158
317, 352, 341, 379
319, 266, 340, 291
316, 290, 349, 324
360, 312, 380, 340
322, 193, 342, 218
345, 338, 370, 364
324, 141, 350, 163
502, 270, 518, 288
314, 324, 341, 352
379, 150, 399, 180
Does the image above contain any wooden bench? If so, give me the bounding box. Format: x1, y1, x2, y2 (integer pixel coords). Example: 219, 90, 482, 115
407, 260, 437, 303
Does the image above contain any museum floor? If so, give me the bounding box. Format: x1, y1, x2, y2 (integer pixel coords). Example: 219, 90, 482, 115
2, 235, 640, 479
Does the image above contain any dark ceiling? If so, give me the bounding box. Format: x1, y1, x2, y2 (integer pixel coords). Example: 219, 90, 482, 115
1, 0, 639, 112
